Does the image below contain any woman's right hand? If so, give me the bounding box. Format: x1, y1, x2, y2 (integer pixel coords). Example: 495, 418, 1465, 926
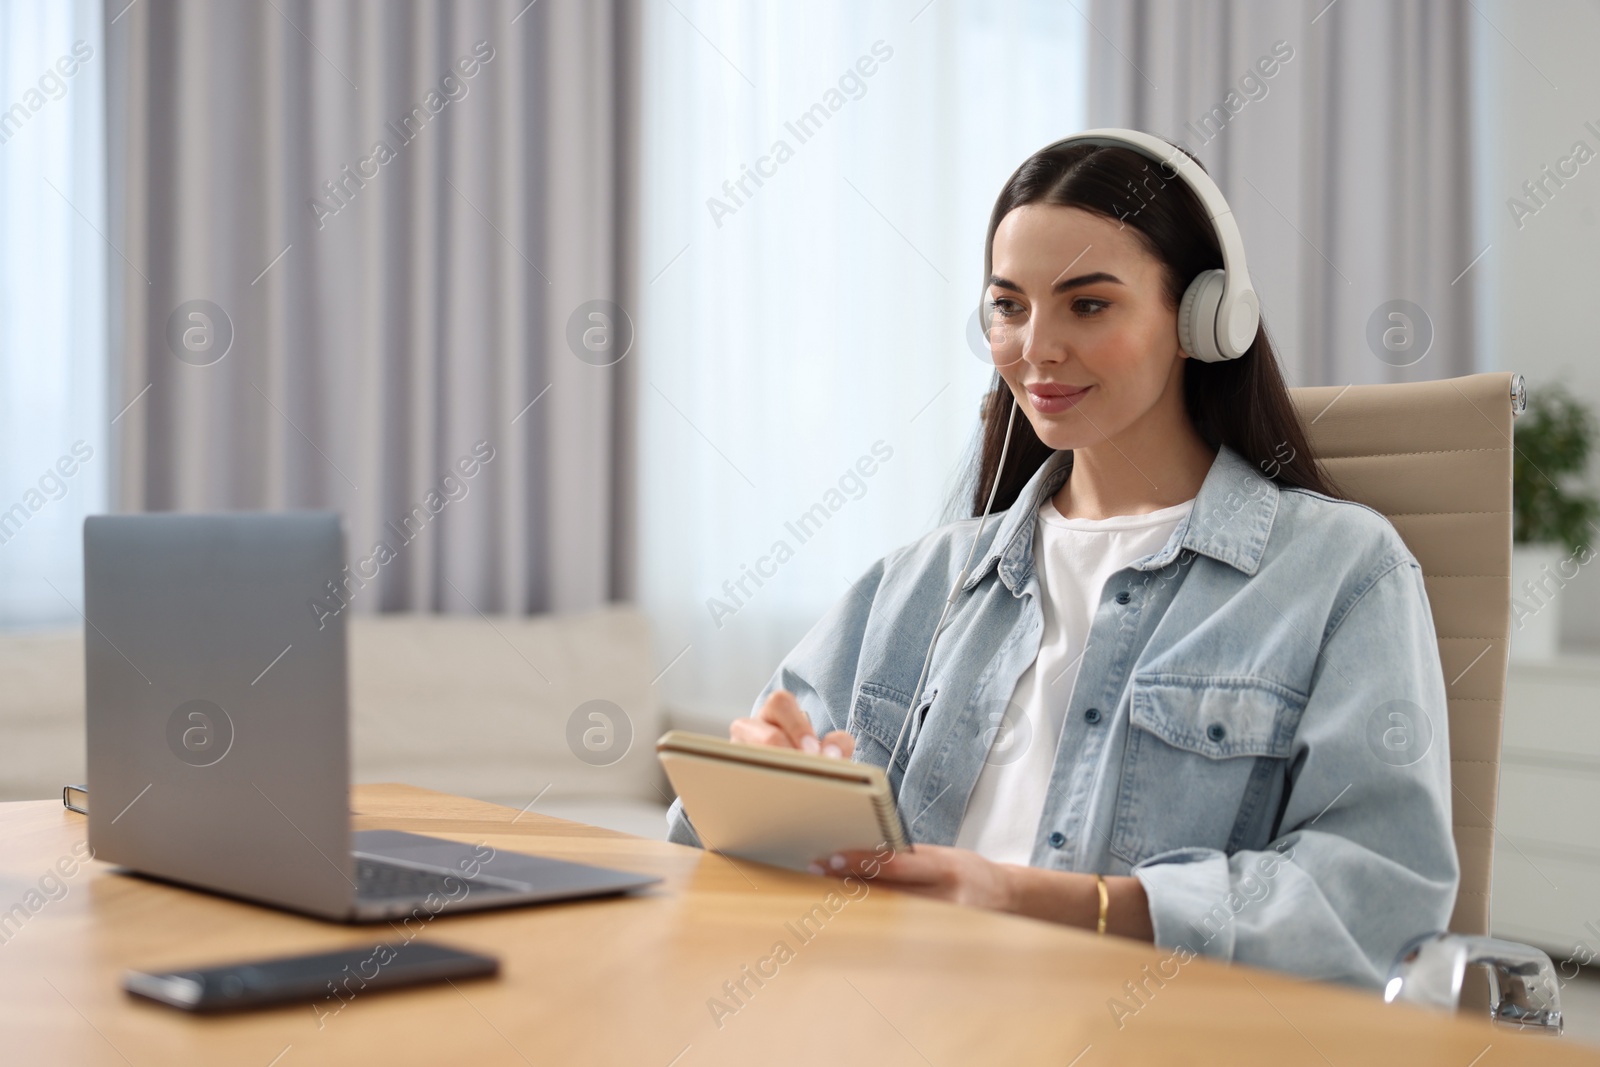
730, 689, 856, 759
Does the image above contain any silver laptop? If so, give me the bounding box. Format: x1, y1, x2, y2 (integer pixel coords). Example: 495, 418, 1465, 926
83, 511, 660, 922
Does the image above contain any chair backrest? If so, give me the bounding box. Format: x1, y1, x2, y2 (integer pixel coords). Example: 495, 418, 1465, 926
1288, 371, 1519, 937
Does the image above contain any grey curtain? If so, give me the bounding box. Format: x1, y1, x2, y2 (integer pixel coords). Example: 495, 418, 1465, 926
1087, 0, 1477, 386
105, 0, 638, 615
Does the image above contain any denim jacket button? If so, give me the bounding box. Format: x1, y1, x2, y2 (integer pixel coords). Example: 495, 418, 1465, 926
1083, 707, 1102, 724
1115, 590, 1131, 604
1047, 831, 1066, 849
1207, 722, 1227, 742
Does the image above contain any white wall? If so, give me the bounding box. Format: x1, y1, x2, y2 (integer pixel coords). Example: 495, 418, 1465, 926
1476, 0, 1600, 650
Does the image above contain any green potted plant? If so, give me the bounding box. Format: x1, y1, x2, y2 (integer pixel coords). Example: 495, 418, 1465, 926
1511, 382, 1600, 660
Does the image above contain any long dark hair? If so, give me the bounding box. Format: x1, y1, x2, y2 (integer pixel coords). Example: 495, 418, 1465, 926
960, 139, 1344, 517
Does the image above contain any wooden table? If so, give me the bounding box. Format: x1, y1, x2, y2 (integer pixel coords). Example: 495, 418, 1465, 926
1, 784, 1592, 1066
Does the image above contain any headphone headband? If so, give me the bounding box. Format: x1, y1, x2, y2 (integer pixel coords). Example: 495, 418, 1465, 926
1026, 128, 1260, 361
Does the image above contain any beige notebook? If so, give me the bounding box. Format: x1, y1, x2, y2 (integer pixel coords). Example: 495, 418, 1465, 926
656, 730, 911, 871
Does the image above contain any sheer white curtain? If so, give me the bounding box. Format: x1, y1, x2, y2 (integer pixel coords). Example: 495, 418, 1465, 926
638, 1, 1087, 721
0, 0, 105, 627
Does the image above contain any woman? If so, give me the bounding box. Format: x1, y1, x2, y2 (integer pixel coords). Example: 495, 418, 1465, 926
665, 131, 1458, 989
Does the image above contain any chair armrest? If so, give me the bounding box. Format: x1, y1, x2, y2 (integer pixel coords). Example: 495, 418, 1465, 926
1385, 931, 1563, 1034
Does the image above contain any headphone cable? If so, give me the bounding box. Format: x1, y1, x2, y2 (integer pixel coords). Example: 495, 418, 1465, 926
885, 390, 1020, 814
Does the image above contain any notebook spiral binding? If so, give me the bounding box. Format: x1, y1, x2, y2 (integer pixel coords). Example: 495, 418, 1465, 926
872, 784, 912, 852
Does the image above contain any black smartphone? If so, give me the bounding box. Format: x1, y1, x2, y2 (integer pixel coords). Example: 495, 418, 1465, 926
124, 941, 498, 1013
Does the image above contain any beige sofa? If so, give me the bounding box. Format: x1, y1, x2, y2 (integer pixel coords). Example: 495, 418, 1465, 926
0, 606, 674, 839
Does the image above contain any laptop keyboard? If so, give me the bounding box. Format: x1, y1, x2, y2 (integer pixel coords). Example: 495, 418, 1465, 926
354, 858, 511, 901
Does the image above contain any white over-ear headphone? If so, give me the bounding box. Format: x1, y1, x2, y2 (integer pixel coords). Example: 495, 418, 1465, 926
1023, 128, 1261, 363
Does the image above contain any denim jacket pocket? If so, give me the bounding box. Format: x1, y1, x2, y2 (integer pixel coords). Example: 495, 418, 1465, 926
849, 680, 918, 776
1110, 675, 1305, 867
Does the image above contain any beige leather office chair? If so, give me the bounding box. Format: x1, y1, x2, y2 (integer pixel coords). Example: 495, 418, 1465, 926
1288, 371, 1560, 1033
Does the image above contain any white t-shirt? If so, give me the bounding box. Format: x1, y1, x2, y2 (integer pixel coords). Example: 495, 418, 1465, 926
953, 493, 1196, 866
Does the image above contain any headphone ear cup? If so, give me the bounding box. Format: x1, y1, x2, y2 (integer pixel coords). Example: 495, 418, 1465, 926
1178, 269, 1226, 362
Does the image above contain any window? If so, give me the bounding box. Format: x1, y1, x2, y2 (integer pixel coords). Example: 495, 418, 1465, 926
0, 0, 105, 628
638, 0, 1087, 719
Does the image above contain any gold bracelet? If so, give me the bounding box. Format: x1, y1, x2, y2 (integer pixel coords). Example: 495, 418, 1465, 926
1095, 873, 1108, 935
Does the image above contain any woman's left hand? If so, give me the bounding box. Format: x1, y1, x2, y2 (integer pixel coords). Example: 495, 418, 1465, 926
813, 844, 1015, 912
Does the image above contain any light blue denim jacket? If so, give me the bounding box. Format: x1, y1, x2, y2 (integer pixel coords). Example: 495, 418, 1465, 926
666, 443, 1459, 989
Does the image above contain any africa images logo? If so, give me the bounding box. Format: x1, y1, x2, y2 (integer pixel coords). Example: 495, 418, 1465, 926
165, 699, 235, 767
1364, 699, 1433, 768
